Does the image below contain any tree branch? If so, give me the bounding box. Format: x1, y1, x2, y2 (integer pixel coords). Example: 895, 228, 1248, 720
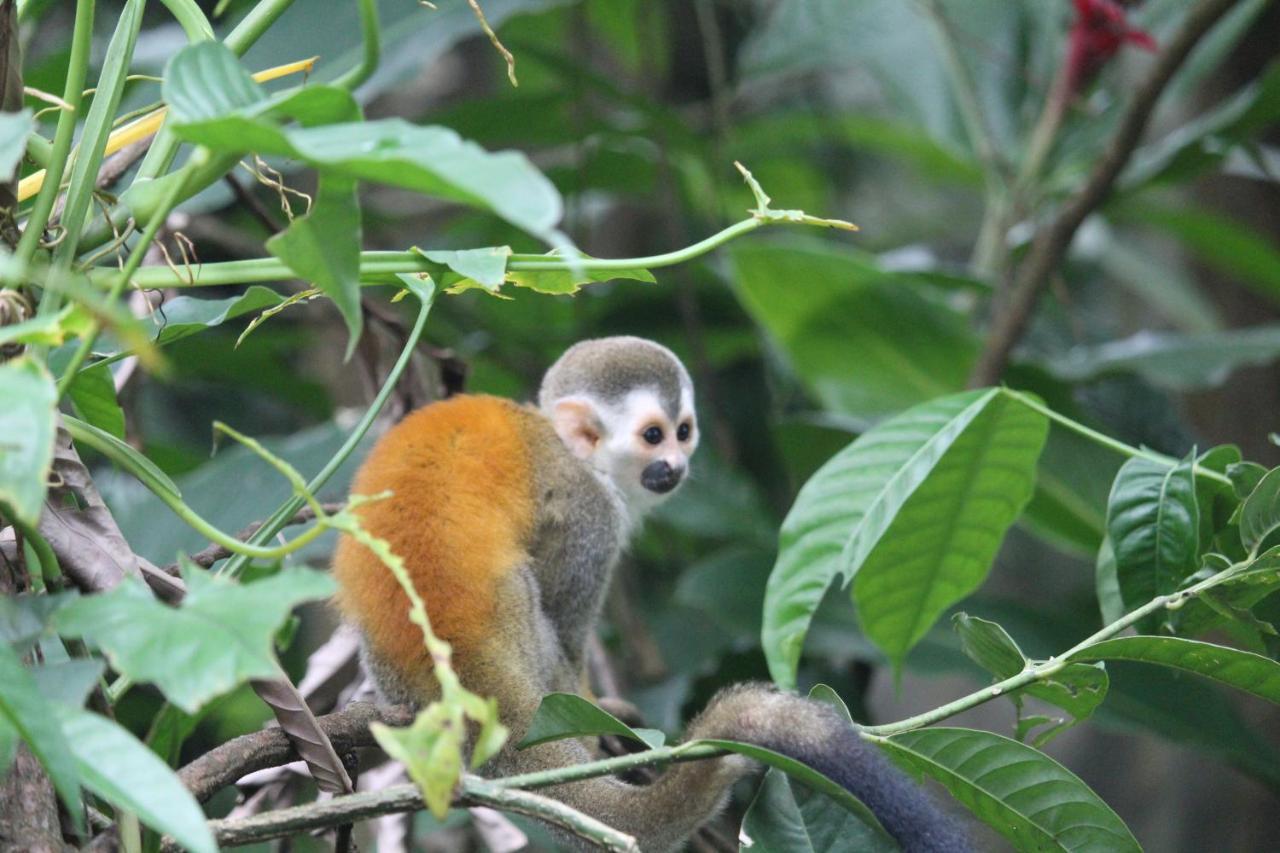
967, 0, 1244, 388
166, 780, 639, 852
178, 701, 413, 803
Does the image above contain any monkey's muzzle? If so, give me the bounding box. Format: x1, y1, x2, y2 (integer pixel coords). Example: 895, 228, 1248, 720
641, 460, 683, 494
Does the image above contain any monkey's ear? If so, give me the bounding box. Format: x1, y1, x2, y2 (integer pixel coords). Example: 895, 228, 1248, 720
551, 398, 603, 459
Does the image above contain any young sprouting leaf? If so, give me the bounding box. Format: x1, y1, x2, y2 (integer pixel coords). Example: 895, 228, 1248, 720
0, 357, 58, 526
461, 693, 509, 769
952, 614, 1107, 746
518, 693, 665, 750
740, 768, 900, 853
266, 175, 363, 358
1239, 467, 1280, 554
1072, 635, 1280, 706
763, 388, 1047, 685
874, 728, 1140, 853
1105, 454, 1200, 623
372, 705, 464, 818
57, 707, 216, 853
1195, 445, 1242, 548
55, 566, 335, 713
65, 362, 125, 440
0, 644, 84, 828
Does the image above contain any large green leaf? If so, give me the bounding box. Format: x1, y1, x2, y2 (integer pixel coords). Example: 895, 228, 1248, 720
763, 389, 1047, 685
730, 242, 977, 423
1239, 467, 1280, 554
162, 42, 563, 241
266, 175, 363, 357
875, 728, 1140, 852
56, 566, 335, 713
518, 693, 664, 750
1044, 326, 1280, 390
1105, 455, 1200, 617
0, 645, 83, 826
740, 768, 899, 853
57, 707, 216, 853
147, 286, 287, 347
1073, 636, 1280, 705
0, 357, 58, 526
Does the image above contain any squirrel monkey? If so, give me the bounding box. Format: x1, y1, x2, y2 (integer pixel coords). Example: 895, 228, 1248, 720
333, 336, 967, 852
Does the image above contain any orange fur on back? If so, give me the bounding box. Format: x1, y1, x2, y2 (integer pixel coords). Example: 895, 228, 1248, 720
332, 395, 536, 689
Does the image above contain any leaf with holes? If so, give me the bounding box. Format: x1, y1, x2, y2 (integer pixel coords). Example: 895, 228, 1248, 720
875, 728, 1139, 852
763, 389, 1047, 684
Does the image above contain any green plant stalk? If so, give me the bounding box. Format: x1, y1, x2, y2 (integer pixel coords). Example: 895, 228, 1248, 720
65, 410, 330, 561
90, 217, 770, 290
11, 516, 61, 589
1004, 389, 1233, 487
15, 0, 94, 266
80, 0, 295, 246
861, 567, 1238, 737
216, 282, 435, 579
55, 157, 195, 396
24, 133, 52, 169
45, 0, 147, 316
333, 0, 380, 91
158, 0, 214, 42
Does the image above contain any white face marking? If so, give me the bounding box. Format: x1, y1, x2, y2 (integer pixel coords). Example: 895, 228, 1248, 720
583, 386, 698, 528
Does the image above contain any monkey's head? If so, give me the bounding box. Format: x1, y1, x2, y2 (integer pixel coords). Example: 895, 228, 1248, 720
539, 336, 698, 516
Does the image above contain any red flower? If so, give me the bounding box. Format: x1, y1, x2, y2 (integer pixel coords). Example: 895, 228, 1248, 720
1065, 0, 1157, 95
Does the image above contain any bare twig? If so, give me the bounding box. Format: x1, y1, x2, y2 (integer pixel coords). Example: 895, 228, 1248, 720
967, 0, 1244, 388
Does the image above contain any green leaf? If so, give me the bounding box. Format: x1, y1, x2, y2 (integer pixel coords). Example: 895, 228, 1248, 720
266, 175, 363, 358
1095, 535, 1126, 625
1239, 467, 1280, 553
0, 357, 58, 526
1074, 635, 1280, 706
518, 693, 665, 750
1228, 461, 1268, 500
1195, 446, 1242, 548
146, 286, 287, 350
163, 41, 266, 123
31, 659, 104, 708
55, 567, 335, 713
0, 644, 83, 827
874, 728, 1140, 852
740, 768, 900, 853
0, 593, 74, 650
66, 363, 125, 440
764, 389, 1047, 684
694, 737, 895, 844
372, 706, 464, 819
506, 256, 656, 295
730, 242, 977, 422
1044, 326, 1280, 390
57, 707, 216, 853
0, 109, 34, 182
1106, 455, 1200, 618
952, 614, 1107, 746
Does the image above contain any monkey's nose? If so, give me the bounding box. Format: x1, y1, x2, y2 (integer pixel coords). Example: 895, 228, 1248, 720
641, 460, 683, 494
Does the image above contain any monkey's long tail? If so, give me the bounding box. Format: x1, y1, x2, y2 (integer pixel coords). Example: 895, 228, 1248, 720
689, 683, 972, 853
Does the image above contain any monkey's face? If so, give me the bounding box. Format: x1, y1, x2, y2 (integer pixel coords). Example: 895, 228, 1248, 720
551, 385, 698, 516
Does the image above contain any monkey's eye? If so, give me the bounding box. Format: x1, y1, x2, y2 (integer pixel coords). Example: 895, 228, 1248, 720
677, 422, 692, 442
642, 426, 664, 446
